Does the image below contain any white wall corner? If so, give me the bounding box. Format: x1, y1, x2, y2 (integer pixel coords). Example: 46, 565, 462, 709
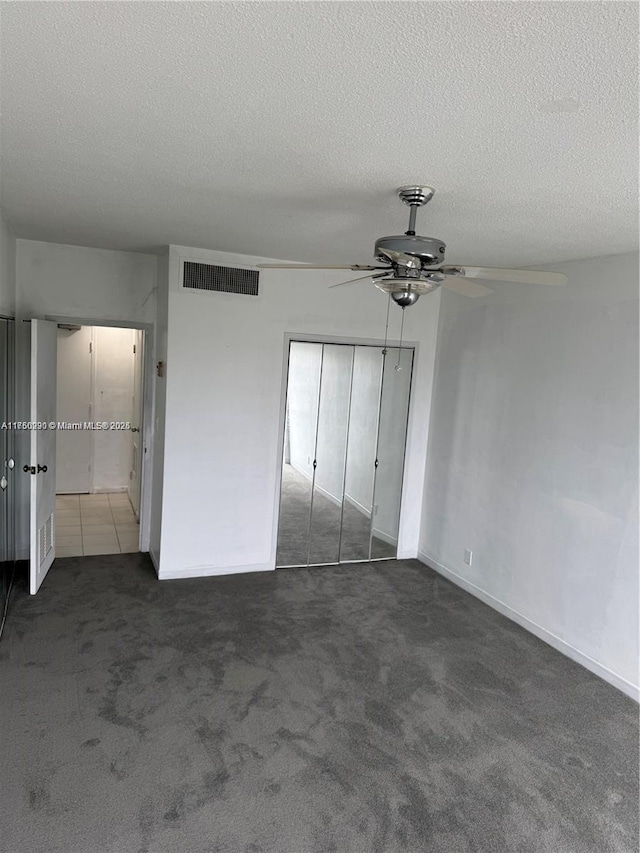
417, 550, 639, 703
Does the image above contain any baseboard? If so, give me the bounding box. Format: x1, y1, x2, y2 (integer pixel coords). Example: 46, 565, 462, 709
372, 527, 398, 547
344, 494, 371, 518
148, 548, 160, 577
341, 497, 399, 547
288, 462, 343, 508
158, 561, 274, 581
313, 482, 342, 509
418, 550, 639, 703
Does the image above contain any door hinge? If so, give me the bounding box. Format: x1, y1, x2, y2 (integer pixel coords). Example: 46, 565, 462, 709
89, 341, 93, 353
133, 344, 136, 354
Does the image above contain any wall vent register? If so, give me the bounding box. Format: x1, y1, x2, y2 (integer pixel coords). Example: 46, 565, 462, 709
182, 261, 259, 296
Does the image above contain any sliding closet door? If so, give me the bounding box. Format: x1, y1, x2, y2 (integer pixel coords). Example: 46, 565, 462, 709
370, 346, 413, 560
308, 344, 354, 564
339, 346, 383, 562
276, 342, 322, 567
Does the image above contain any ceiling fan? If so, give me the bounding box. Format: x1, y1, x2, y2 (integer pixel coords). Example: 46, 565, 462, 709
258, 186, 567, 307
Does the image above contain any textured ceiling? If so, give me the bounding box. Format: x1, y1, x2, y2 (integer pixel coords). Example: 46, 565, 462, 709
1, 2, 637, 266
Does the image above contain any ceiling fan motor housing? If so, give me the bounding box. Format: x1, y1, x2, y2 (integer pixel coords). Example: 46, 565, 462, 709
374, 235, 446, 266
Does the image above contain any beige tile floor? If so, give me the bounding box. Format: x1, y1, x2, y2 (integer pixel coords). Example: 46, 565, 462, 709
55, 493, 140, 557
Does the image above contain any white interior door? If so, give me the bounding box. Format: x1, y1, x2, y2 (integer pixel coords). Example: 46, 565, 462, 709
56, 325, 92, 493
29, 319, 57, 594
128, 329, 144, 519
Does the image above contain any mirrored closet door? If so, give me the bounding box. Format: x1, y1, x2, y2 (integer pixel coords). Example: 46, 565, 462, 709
276, 340, 413, 568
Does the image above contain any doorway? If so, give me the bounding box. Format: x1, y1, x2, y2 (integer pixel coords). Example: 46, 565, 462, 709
54, 324, 145, 557
276, 340, 413, 568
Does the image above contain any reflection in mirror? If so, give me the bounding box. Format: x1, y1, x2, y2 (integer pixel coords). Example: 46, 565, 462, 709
308, 345, 354, 564
275, 342, 322, 566
370, 346, 413, 560
276, 340, 413, 568
340, 346, 383, 561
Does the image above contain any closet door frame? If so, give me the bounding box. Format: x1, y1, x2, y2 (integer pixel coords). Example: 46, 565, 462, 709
274, 333, 416, 569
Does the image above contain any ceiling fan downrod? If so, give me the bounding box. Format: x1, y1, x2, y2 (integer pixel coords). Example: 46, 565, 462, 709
397, 185, 435, 236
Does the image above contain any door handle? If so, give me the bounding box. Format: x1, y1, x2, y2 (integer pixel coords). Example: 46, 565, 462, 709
23, 464, 47, 475
0, 476, 6, 491
7, 458, 14, 470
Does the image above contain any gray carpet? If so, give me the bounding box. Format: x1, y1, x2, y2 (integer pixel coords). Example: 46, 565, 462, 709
0, 554, 637, 853
276, 464, 395, 566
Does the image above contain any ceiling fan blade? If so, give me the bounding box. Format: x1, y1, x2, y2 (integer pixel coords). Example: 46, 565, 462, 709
441, 265, 567, 286
257, 264, 386, 270
329, 272, 388, 289
443, 276, 494, 298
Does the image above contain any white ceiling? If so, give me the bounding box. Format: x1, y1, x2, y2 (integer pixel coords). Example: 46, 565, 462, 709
1, 2, 637, 266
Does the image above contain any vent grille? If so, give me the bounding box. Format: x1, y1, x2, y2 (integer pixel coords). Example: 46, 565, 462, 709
183, 261, 259, 296
39, 515, 53, 566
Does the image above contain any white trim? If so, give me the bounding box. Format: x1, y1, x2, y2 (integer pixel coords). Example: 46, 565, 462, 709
344, 493, 371, 518
372, 526, 398, 547
159, 562, 274, 581
149, 547, 160, 577
418, 550, 639, 702
289, 460, 312, 482
314, 481, 342, 509
289, 461, 344, 509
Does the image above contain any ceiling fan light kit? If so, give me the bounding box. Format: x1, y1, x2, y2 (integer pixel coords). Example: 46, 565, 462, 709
258, 185, 568, 306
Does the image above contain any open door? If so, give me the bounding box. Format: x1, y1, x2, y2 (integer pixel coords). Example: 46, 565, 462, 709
128, 329, 144, 520
29, 319, 57, 594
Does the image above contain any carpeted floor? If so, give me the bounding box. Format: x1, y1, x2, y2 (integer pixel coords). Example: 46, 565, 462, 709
276, 464, 395, 566
0, 554, 637, 853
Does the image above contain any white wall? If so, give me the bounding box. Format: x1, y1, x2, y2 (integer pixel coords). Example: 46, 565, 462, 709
15, 240, 157, 557
287, 342, 322, 480
92, 326, 136, 492
0, 210, 16, 316
56, 325, 93, 493
343, 346, 381, 513
419, 252, 639, 699
156, 245, 441, 579
373, 346, 414, 543
313, 344, 353, 504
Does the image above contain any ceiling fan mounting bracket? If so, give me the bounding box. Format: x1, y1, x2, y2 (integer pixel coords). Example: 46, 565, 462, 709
397, 186, 435, 208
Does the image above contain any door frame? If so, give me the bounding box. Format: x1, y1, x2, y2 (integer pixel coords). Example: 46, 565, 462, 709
272, 332, 418, 569
44, 314, 155, 552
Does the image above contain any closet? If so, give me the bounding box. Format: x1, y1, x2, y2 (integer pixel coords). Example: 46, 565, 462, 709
276, 340, 413, 567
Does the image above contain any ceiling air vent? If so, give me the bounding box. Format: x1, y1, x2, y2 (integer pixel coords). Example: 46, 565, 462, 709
182, 261, 259, 296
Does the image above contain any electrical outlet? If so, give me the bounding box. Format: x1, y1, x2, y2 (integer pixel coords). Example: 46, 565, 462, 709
464, 549, 473, 566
